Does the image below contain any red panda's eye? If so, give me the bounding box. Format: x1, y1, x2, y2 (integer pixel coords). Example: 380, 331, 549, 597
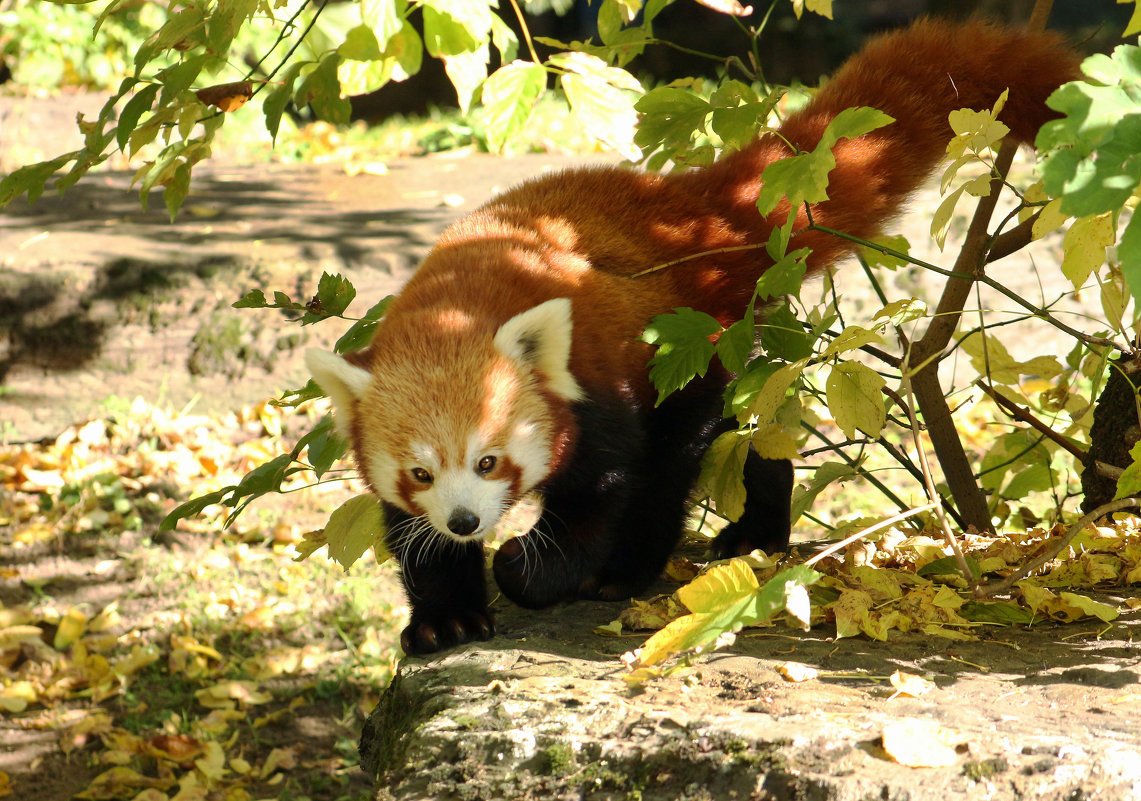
477, 455, 496, 474
411, 468, 433, 484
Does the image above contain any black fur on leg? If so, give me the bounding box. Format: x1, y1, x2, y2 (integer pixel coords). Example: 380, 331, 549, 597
588, 375, 730, 600
710, 452, 793, 559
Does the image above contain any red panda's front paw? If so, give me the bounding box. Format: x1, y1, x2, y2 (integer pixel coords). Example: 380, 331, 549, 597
400, 609, 495, 656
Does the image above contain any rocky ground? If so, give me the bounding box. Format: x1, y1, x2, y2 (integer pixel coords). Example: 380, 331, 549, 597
3, 93, 1140, 801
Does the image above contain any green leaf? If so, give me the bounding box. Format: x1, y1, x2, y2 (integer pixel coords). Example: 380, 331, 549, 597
1114, 440, 1141, 500
756, 106, 894, 218
481, 61, 547, 151
697, 429, 752, 521
271, 379, 328, 409
264, 62, 306, 142
760, 302, 812, 361
917, 555, 981, 580
339, 25, 383, 60
715, 317, 754, 374
233, 288, 307, 313
157, 54, 209, 108
826, 361, 886, 440
163, 162, 192, 221
633, 87, 710, 164
422, 0, 492, 57
744, 360, 805, 424
361, 0, 406, 46
116, 84, 160, 153
959, 600, 1033, 625
443, 44, 490, 115
335, 295, 392, 353
0, 152, 77, 206
1120, 214, 1141, 304
709, 81, 781, 151
233, 454, 294, 497
789, 461, 860, 524
1037, 46, 1141, 219
754, 250, 807, 300
725, 359, 781, 418
561, 72, 640, 160
490, 12, 519, 63
325, 494, 387, 569
642, 308, 722, 403
296, 53, 351, 126
159, 487, 235, 531
636, 562, 821, 667
306, 272, 357, 322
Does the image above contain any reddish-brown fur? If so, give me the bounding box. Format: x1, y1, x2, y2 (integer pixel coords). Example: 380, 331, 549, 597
370, 20, 1079, 416
328, 19, 1082, 654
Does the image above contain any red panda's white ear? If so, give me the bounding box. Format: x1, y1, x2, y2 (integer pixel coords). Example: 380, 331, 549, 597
305, 349, 373, 437
494, 298, 583, 401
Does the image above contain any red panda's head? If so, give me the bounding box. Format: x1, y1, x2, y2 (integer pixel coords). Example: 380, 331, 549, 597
306, 298, 581, 544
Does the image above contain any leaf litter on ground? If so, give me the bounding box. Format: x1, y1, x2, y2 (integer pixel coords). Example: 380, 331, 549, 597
613, 514, 1138, 685
0, 397, 396, 801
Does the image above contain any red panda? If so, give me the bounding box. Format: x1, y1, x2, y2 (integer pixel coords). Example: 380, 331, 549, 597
306, 19, 1081, 655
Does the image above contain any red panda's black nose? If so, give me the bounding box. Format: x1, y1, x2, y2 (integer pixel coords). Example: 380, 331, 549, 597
447, 509, 480, 538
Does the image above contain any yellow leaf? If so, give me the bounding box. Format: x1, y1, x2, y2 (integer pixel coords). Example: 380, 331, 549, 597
677, 559, 758, 614
195, 680, 272, 709
0, 625, 46, 650
74, 767, 171, 799
1062, 213, 1115, 289
54, 606, 89, 650
777, 662, 818, 682
882, 719, 959, 767
1057, 592, 1118, 623
194, 741, 228, 781
0, 680, 37, 713
1124, 0, 1141, 36
593, 619, 625, 637
1032, 198, 1069, 239
114, 644, 160, 681
0, 772, 10, 799
749, 422, 800, 461
324, 494, 386, 570
745, 360, 805, 423
259, 746, 299, 779
888, 670, 936, 698
826, 361, 886, 440
830, 589, 872, 639
847, 565, 902, 602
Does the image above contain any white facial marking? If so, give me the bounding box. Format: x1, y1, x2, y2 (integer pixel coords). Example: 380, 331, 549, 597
506, 420, 552, 491
389, 432, 512, 543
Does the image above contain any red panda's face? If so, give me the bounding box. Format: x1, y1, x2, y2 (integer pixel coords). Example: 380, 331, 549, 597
306, 298, 580, 545
358, 344, 556, 543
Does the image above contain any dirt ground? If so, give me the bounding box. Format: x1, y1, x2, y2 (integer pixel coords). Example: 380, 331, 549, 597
3, 93, 1140, 800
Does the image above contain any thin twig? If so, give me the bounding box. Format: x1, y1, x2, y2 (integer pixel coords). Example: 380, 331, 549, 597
899, 359, 976, 579
630, 243, 767, 278
506, 0, 541, 65
973, 379, 1088, 460
804, 502, 939, 567
974, 496, 1141, 597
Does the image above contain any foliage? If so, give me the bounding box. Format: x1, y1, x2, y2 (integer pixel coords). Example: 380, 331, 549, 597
607, 520, 1133, 676
0, 0, 160, 89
